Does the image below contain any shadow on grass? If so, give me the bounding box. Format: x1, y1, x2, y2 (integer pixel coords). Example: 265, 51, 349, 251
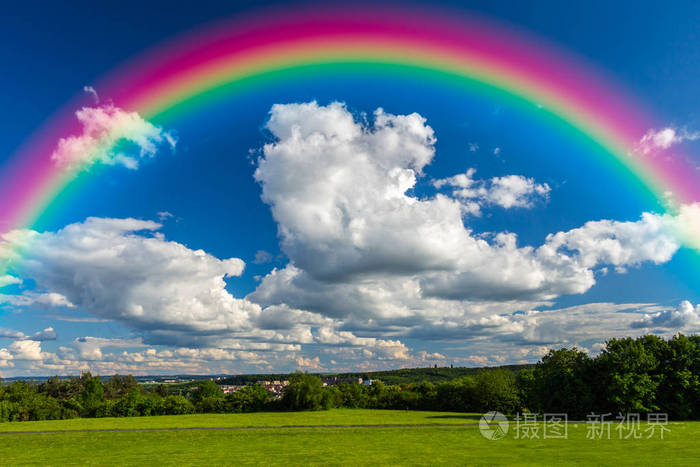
425, 415, 481, 421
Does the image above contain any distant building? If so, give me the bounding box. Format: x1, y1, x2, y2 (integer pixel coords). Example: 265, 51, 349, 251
321, 377, 363, 386
250, 380, 290, 399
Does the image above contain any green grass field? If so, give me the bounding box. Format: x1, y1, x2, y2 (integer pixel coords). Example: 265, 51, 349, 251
1, 409, 697, 465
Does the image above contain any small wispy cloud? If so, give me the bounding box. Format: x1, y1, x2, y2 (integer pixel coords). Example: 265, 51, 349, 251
52, 104, 177, 171
253, 250, 274, 264
637, 127, 700, 155
83, 85, 99, 104
434, 168, 550, 214
157, 211, 174, 222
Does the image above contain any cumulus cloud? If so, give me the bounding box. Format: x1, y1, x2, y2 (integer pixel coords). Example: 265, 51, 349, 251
4, 102, 698, 376
51, 104, 176, 171
0, 215, 420, 372
255, 101, 447, 281
295, 356, 322, 370
637, 127, 700, 155
29, 328, 58, 342
71, 337, 145, 361
632, 300, 700, 330
1, 217, 258, 341
670, 202, 700, 252
434, 168, 551, 214
542, 212, 680, 270
251, 102, 685, 317
8, 340, 43, 361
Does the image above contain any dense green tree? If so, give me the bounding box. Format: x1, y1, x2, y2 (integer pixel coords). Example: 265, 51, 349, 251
224, 385, 271, 412
191, 380, 223, 404
526, 348, 595, 419
162, 395, 195, 415
595, 337, 659, 413
333, 382, 367, 408
4, 335, 700, 422
155, 384, 168, 398
104, 375, 138, 399
651, 334, 699, 419
282, 373, 328, 411
79, 373, 105, 417
436, 376, 477, 412
472, 369, 521, 414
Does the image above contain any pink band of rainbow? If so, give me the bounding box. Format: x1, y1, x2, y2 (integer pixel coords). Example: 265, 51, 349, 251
0, 4, 696, 236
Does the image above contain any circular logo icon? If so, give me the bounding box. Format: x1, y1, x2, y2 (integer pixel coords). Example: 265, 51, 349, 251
479, 411, 509, 440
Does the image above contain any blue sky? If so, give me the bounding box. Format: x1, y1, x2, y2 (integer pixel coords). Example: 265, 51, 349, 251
1, 1, 699, 376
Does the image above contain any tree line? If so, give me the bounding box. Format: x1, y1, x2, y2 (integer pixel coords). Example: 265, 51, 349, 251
2, 334, 699, 422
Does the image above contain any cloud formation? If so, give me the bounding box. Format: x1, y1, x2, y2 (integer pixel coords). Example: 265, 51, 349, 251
0, 275, 20, 288
434, 168, 550, 214
251, 101, 686, 319
52, 104, 176, 170
637, 127, 700, 155
632, 300, 700, 330
83, 85, 99, 104
2, 217, 257, 338
3, 102, 699, 376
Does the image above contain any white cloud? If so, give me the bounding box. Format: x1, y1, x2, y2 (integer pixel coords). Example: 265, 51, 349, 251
253, 250, 274, 264
1, 217, 259, 341
4, 102, 699, 376
8, 340, 43, 361
0, 292, 74, 308
670, 202, 700, 252
0, 348, 13, 368
434, 168, 551, 213
0, 326, 56, 344
296, 356, 322, 370
0, 215, 424, 372
0, 328, 25, 339
29, 327, 57, 341
542, 212, 680, 269
51, 104, 176, 171
632, 300, 700, 330
251, 102, 684, 315
71, 337, 145, 361
255, 101, 448, 281
0, 274, 20, 288
156, 211, 174, 221
489, 175, 550, 208
83, 85, 99, 104
637, 127, 700, 155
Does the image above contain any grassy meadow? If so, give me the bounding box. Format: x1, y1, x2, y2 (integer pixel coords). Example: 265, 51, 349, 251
0, 409, 698, 465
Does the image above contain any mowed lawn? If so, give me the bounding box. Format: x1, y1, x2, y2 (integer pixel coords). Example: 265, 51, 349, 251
1, 409, 698, 466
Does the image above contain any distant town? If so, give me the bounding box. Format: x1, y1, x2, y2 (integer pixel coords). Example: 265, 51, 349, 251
217, 377, 379, 399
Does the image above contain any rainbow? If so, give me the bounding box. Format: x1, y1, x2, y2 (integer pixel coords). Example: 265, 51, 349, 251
0, 3, 698, 240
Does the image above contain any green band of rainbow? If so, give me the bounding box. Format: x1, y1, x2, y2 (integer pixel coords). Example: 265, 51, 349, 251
0, 5, 696, 241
